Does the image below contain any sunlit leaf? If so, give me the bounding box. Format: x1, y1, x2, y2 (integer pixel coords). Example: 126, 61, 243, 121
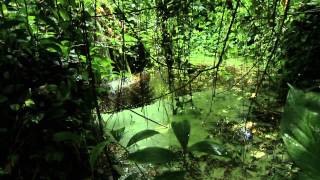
57, 0, 66, 5
250, 150, 266, 158
188, 141, 226, 156
154, 171, 186, 180
126, 129, 159, 147
172, 120, 190, 151
89, 141, 108, 169
59, 9, 70, 21
124, 34, 137, 45
27, 16, 35, 24
2, 4, 7, 17
128, 147, 176, 164
281, 85, 320, 179
24, 99, 35, 107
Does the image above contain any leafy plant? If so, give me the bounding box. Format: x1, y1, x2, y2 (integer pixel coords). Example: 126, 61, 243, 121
0, 0, 113, 179
281, 85, 320, 179
278, 0, 320, 99
89, 141, 109, 170
126, 120, 225, 179
172, 120, 190, 151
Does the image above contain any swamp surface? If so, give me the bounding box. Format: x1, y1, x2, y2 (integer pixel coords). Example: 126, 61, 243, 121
101, 58, 298, 179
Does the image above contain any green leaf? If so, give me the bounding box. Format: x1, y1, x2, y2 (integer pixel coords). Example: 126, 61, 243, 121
25, 99, 35, 107
188, 141, 226, 156
2, 4, 7, 17
59, 9, 70, 21
39, 38, 62, 54
127, 129, 159, 147
154, 171, 186, 180
40, 16, 59, 31
27, 16, 35, 24
53, 131, 81, 144
0, 95, 8, 103
281, 86, 320, 179
172, 120, 190, 151
128, 147, 176, 164
111, 127, 125, 142
57, 0, 66, 5
124, 34, 137, 45
89, 141, 108, 169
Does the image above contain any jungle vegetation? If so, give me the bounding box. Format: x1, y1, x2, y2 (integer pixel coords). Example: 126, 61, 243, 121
0, 0, 319, 179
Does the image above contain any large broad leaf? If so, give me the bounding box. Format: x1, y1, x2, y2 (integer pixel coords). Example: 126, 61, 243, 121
89, 141, 108, 169
128, 147, 176, 164
154, 171, 186, 180
2, 4, 7, 17
172, 120, 190, 151
281, 86, 320, 179
126, 129, 159, 147
188, 141, 226, 156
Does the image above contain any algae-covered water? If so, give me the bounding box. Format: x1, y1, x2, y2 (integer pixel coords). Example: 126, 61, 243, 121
102, 89, 248, 150
101, 58, 296, 179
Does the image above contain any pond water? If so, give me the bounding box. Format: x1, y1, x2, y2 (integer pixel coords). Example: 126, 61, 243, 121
102, 86, 248, 150
101, 60, 295, 179
101, 58, 254, 149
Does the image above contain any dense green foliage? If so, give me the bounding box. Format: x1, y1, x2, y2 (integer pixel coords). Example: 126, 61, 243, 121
279, 0, 320, 99
0, 0, 110, 179
1, 0, 319, 179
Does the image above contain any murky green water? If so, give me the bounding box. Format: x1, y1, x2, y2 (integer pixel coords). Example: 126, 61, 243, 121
102, 88, 248, 150
101, 60, 295, 179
